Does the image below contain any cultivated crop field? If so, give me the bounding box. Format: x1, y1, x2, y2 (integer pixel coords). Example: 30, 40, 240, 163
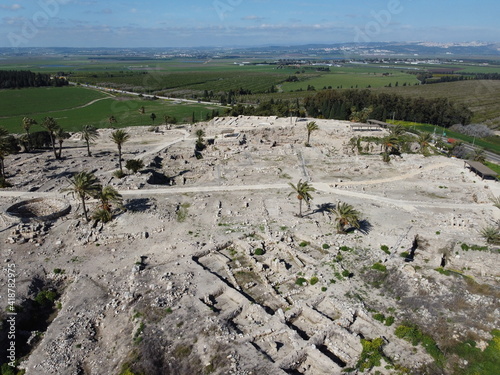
0, 86, 110, 117
282, 68, 420, 91
0, 88, 221, 133
3, 55, 500, 131
71, 65, 291, 96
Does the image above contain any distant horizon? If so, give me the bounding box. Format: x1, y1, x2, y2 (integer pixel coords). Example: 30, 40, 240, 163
1, 40, 499, 51
1, 0, 498, 49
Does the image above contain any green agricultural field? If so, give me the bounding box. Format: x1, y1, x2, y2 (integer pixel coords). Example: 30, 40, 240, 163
0, 88, 224, 133
3, 56, 500, 131
282, 69, 419, 91
0, 86, 110, 117
71, 65, 289, 95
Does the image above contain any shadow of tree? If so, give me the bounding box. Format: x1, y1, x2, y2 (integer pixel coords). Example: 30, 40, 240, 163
312, 202, 336, 215
124, 198, 155, 212
357, 219, 373, 235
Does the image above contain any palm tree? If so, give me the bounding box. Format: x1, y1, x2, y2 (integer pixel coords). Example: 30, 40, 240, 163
195, 129, 206, 151
108, 115, 117, 125
150, 113, 156, 124
55, 127, 70, 159
489, 195, 500, 209
21, 117, 37, 152
382, 133, 400, 153
80, 125, 99, 157
480, 225, 500, 245
306, 121, 319, 146
110, 129, 130, 173
417, 132, 432, 155
95, 185, 123, 212
330, 202, 361, 234
288, 179, 316, 217
390, 124, 406, 137
64, 171, 101, 222
41, 117, 60, 159
470, 147, 486, 163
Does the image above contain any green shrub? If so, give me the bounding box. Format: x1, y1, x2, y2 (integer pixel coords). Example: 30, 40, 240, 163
53, 268, 64, 274
371, 263, 387, 272
254, 248, 265, 256
1, 363, 15, 375
373, 313, 385, 322
460, 243, 489, 251
340, 246, 353, 252
35, 290, 57, 306
133, 322, 145, 345
310, 276, 319, 285
299, 241, 309, 247
322, 243, 330, 249
395, 324, 444, 365
321, 287, 327, 292
113, 169, 126, 179
342, 269, 351, 278
400, 251, 410, 258
435, 267, 452, 276
356, 337, 386, 371
380, 245, 390, 255
384, 316, 395, 326
295, 277, 308, 286
125, 159, 145, 173
334, 272, 344, 281
176, 203, 190, 222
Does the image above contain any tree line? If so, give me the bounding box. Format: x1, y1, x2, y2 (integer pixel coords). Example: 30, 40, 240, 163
413, 72, 500, 85
225, 98, 304, 118
303, 89, 472, 127
0, 70, 68, 89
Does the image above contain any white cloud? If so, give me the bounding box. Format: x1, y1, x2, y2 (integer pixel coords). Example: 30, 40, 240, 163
242, 15, 265, 22
0, 4, 23, 11
2, 16, 25, 25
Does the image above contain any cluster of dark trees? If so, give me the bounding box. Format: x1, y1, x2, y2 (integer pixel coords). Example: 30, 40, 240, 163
226, 99, 304, 118
463, 72, 500, 80
0, 70, 68, 89
415, 72, 500, 85
303, 89, 472, 127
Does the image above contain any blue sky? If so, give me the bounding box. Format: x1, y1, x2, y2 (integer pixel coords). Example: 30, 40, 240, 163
0, 0, 498, 47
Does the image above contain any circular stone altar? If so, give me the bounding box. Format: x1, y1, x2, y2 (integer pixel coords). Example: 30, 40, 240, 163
5, 198, 71, 222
